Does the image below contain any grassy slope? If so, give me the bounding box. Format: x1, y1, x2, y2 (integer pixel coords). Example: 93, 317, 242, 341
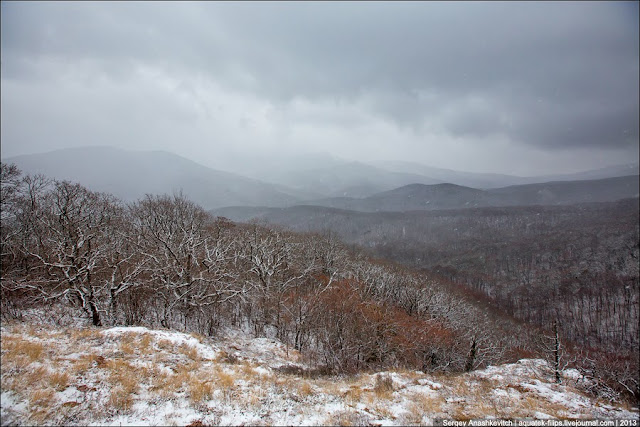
1, 321, 637, 426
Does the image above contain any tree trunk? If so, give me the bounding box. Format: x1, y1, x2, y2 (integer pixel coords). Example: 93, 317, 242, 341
90, 300, 102, 327
465, 337, 477, 372
553, 320, 561, 384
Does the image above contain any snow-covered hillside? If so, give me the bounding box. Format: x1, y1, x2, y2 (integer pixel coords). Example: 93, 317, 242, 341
1, 322, 637, 426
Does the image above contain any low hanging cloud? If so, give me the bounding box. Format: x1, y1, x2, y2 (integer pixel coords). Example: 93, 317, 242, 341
1, 1, 638, 175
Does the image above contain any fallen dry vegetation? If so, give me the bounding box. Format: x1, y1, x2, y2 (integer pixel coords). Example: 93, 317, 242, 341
1, 321, 637, 426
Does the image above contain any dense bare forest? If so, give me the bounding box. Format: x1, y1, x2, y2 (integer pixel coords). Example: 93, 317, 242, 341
1, 163, 638, 404
214, 203, 640, 403
305, 202, 640, 353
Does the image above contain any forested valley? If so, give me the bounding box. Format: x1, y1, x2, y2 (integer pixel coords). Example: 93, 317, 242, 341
240, 202, 639, 353
1, 162, 638, 406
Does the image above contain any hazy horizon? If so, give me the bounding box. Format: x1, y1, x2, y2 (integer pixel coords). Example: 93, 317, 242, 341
3, 144, 639, 180
2, 2, 638, 176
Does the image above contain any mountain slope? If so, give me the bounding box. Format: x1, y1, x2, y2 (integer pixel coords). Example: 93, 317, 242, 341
542, 163, 640, 182
4, 147, 301, 210
372, 159, 640, 189
486, 175, 640, 206
261, 161, 444, 198
1, 321, 636, 425
306, 183, 485, 212
371, 160, 535, 189
303, 175, 639, 212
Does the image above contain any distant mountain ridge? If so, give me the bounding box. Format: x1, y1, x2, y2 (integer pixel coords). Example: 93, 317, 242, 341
257, 161, 444, 198
4, 147, 301, 210
370, 160, 640, 189
4, 146, 638, 211
213, 175, 639, 221
485, 175, 640, 207
252, 156, 639, 196
297, 175, 638, 213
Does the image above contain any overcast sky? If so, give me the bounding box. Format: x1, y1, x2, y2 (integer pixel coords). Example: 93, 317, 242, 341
1, 1, 638, 176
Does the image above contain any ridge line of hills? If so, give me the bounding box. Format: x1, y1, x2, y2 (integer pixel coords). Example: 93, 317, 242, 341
3, 146, 638, 212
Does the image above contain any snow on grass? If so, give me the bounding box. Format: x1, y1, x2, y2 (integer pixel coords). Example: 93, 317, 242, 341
1, 321, 638, 426
101, 326, 219, 360
522, 380, 593, 414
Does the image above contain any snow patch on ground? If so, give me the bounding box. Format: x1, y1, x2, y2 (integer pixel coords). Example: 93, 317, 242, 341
1, 323, 638, 426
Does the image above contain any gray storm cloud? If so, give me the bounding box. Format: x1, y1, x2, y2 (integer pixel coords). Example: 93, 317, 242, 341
1, 1, 638, 175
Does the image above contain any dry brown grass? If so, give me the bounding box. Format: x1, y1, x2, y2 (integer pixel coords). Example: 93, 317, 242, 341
502, 393, 542, 419
473, 377, 499, 395
448, 397, 498, 420
22, 365, 48, 390
298, 381, 313, 397
394, 367, 423, 380
17, 339, 45, 362
215, 350, 240, 364
188, 376, 214, 403
25, 324, 54, 340
373, 373, 394, 399
512, 393, 568, 419
152, 351, 172, 365
108, 386, 134, 412
70, 327, 102, 342
148, 370, 173, 399
1, 336, 50, 393
119, 340, 135, 355
28, 387, 55, 407
3, 355, 32, 374
70, 353, 103, 376
189, 332, 206, 343
237, 378, 268, 410
435, 374, 579, 420
178, 343, 200, 361
157, 339, 177, 352
404, 392, 444, 424
259, 372, 274, 387
170, 369, 192, 390
149, 367, 191, 400
444, 374, 469, 397
1, 334, 19, 350
370, 402, 394, 419
106, 359, 139, 395
0, 372, 18, 392
137, 363, 153, 380
319, 379, 345, 398
243, 392, 263, 409
216, 368, 236, 397
178, 360, 201, 375
239, 362, 258, 380
114, 332, 141, 356
28, 407, 54, 424
323, 410, 370, 426
272, 374, 315, 400
119, 331, 139, 344
27, 388, 56, 423
344, 385, 363, 404
3, 321, 609, 426
138, 333, 154, 354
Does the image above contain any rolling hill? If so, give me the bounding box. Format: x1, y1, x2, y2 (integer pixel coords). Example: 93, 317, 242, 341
3, 321, 635, 425
485, 175, 640, 206
371, 159, 640, 189
4, 147, 303, 210
258, 161, 444, 198
212, 175, 639, 225
296, 175, 640, 213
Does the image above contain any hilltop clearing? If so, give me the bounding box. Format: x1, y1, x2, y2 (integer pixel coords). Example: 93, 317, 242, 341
1, 321, 637, 426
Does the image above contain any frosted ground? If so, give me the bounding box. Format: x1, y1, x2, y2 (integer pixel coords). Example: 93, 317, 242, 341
1, 322, 637, 426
